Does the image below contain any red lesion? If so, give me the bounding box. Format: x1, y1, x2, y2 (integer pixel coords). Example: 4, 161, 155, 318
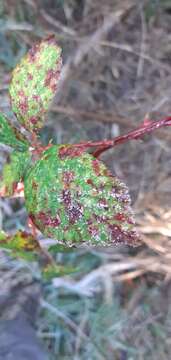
27, 73, 33, 81
29, 116, 38, 125
32, 95, 41, 102
108, 223, 139, 245
29, 211, 61, 235
114, 213, 127, 222
87, 179, 95, 187
37, 211, 61, 227
88, 224, 99, 238
28, 44, 39, 62
32, 181, 38, 190
92, 159, 101, 176
62, 171, 75, 187
18, 95, 29, 115
59, 145, 85, 159
62, 189, 83, 224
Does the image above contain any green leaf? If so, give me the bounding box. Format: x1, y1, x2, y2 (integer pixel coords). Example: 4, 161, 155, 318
0, 231, 40, 261
24, 145, 141, 247
42, 263, 79, 280
0, 150, 31, 196
9, 36, 62, 133
0, 112, 29, 151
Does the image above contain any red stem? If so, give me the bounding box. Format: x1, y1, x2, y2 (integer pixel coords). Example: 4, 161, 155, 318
30, 115, 171, 157
72, 116, 171, 157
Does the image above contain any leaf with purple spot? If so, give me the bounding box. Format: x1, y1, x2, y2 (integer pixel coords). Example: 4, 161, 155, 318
9, 36, 62, 133
24, 145, 141, 247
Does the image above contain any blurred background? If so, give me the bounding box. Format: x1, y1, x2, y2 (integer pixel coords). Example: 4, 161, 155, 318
0, 0, 171, 359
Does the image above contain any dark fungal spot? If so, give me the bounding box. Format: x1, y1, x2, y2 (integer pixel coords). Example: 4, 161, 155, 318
87, 179, 94, 187
114, 213, 126, 222
92, 159, 101, 176
62, 189, 83, 224
98, 198, 109, 210
59, 145, 85, 159
108, 224, 138, 245
88, 224, 99, 238
62, 171, 75, 185
27, 73, 33, 81
29, 116, 37, 125
32, 95, 41, 102
68, 202, 83, 225
37, 211, 61, 227
62, 189, 72, 206
32, 181, 38, 190
28, 44, 39, 62
18, 95, 28, 114
44, 69, 54, 87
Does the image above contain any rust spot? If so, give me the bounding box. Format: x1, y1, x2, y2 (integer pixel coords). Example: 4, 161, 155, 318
29, 116, 37, 124
19, 96, 28, 114
68, 202, 83, 225
32, 95, 41, 102
37, 211, 61, 227
18, 90, 25, 97
62, 189, 83, 224
114, 213, 126, 222
92, 159, 101, 176
59, 146, 85, 159
28, 44, 39, 62
44, 69, 54, 87
27, 73, 33, 80
87, 179, 94, 187
62, 189, 72, 206
32, 181, 38, 190
44, 68, 61, 91
108, 224, 139, 245
93, 214, 110, 224
88, 224, 99, 238
62, 171, 75, 185
45, 34, 56, 44
98, 198, 108, 210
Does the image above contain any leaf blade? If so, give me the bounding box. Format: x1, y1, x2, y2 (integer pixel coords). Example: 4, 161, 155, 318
9, 36, 62, 133
24, 145, 141, 247
0, 150, 31, 197
0, 112, 29, 151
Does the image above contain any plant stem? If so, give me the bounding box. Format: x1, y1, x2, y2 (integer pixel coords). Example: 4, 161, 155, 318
72, 115, 171, 157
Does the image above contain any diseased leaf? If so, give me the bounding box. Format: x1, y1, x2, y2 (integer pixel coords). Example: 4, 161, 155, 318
0, 231, 40, 261
24, 145, 140, 247
9, 36, 62, 133
0, 150, 31, 196
0, 112, 29, 151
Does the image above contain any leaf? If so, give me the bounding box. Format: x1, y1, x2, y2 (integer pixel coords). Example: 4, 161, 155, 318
0, 230, 79, 277
42, 263, 79, 280
9, 36, 62, 133
24, 145, 141, 247
0, 150, 31, 196
0, 231, 40, 261
0, 112, 29, 151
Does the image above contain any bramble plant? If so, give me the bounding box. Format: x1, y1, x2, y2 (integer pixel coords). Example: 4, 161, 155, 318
0, 36, 171, 258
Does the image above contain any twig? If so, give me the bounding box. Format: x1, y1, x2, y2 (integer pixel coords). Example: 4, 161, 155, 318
71, 116, 171, 157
